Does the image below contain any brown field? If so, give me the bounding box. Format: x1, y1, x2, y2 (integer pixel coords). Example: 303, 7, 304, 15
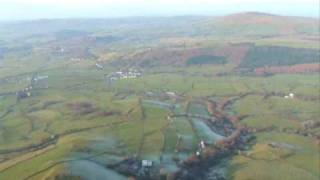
255, 63, 320, 75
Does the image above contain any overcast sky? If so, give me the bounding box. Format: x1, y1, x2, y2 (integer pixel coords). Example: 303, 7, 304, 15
0, 0, 319, 20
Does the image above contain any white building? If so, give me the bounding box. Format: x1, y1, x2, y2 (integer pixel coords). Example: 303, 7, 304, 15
284, 93, 295, 99
200, 140, 206, 149
289, 93, 295, 98
95, 63, 104, 70
142, 160, 153, 167
196, 151, 200, 156
166, 92, 176, 96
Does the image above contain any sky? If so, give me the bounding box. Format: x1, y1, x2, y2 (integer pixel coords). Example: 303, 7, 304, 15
0, 0, 319, 20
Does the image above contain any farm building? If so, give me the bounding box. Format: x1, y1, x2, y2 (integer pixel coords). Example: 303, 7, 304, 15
95, 63, 104, 70
141, 160, 153, 167
289, 93, 295, 98
166, 91, 176, 96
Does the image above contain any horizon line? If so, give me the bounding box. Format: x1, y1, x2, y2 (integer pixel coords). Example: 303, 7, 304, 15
0, 11, 319, 23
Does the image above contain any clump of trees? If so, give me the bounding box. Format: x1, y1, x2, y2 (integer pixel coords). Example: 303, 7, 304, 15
186, 55, 227, 66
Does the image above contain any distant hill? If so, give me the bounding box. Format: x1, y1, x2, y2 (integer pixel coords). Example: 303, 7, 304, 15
195, 12, 319, 37
1, 12, 318, 39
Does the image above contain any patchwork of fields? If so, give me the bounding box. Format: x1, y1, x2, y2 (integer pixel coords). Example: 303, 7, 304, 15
0, 13, 319, 180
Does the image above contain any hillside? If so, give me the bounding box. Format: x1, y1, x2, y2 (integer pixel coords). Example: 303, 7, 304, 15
195, 12, 319, 37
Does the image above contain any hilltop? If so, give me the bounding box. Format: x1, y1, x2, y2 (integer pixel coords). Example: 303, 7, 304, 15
195, 12, 319, 37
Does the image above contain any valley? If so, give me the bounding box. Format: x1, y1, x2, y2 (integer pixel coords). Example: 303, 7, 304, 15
0, 12, 319, 180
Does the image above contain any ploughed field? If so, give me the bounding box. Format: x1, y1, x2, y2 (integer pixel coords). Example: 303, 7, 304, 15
0, 13, 319, 180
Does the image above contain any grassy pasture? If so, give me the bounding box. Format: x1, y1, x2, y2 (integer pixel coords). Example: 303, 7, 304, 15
0, 38, 319, 180
228, 132, 319, 180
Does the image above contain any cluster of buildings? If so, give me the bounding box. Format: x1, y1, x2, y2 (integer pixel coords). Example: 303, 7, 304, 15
196, 140, 206, 156
16, 86, 32, 101
16, 75, 49, 101
107, 69, 142, 81
284, 93, 295, 99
